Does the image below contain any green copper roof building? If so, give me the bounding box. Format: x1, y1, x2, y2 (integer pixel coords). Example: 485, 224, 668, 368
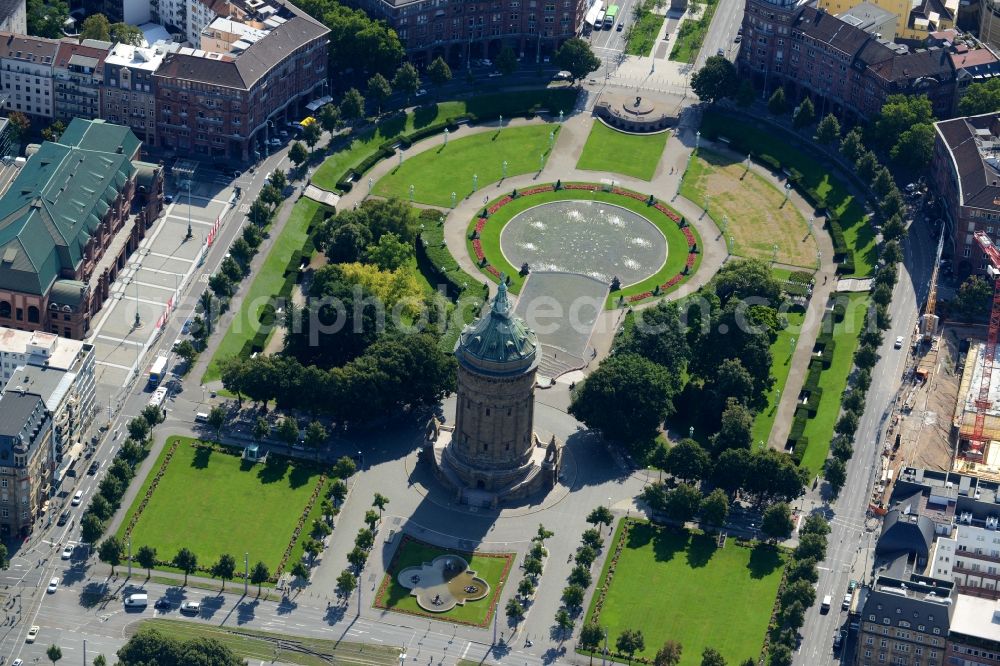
0, 118, 139, 297
456, 281, 539, 376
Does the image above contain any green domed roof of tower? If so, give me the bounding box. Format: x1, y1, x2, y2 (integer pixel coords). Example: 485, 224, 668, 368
456, 280, 539, 375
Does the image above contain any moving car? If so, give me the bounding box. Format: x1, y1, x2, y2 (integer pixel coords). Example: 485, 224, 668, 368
61, 545, 73, 560
821, 594, 832, 613
46, 577, 59, 593
88, 461, 99, 476
616, 21, 624, 30
26, 626, 38, 643
71, 490, 83, 506
895, 335, 904, 349
180, 600, 201, 615
56, 511, 70, 526
164, 194, 174, 204
717, 48, 725, 56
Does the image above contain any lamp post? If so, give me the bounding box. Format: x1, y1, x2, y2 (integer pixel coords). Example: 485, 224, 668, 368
695, 130, 700, 151
368, 177, 373, 195
721, 215, 728, 234
689, 426, 694, 439
443, 128, 449, 146
244, 552, 249, 594
539, 153, 544, 171
559, 110, 564, 123
784, 182, 792, 204
451, 192, 457, 208
472, 174, 478, 192
399, 151, 403, 167
498, 114, 503, 135
772, 243, 778, 263
409, 184, 415, 202
185, 180, 193, 240
502, 160, 508, 179
728, 235, 734, 253
549, 130, 555, 149
127, 538, 132, 577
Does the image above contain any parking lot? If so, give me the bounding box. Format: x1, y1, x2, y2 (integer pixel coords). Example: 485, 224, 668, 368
85, 175, 241, 412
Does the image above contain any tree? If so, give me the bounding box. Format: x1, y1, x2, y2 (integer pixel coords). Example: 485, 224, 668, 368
427, 55, 453, 88
277, 417, 299, 447
289, 141, 309, 167
875, 94, 934, 150
535, 523, 554, 543
336, 569, 358, 598
304, 420, 327, 456
27, 0, 68, 38
40, 119, 65, 143
700, 489, 729, 527
562, 583, 585, 609
555, 37, 600, 82
365, 231, 413, 270
856, 151, 879, 183
98, 537, 123, 575
518, 577, 535, 598
582, 528, 603, 550
713, 400, 753, 453
569, 564, 592, 588
249, 198, 272, 227
363, 509, 379, 533
792, 97, 815, 129
94, 656, 107, 666
767, 87, 788, 115
954, 275, 993, 321
691, 56, 738, 104
587, 505, 615, 534
80, 13, 111, 40
824, 457, 847, 497
570, 353, 679, 446
339, 88, 365, 122
110, 23, 144, 45
794, 532, 828, 561
840, 127, 865, 163
801, 513, 830, 537
318, 103, 339, 133
891, 123, 935, 169
781, 599, 806, 629
654, 640, 682, 666
665, 439, 710, 482
663, 484, 702, 523
712, 447, 749, 495
127, 417, 150, 443
135, 545, 157, 577
524, 556, 543, 577
117, 626, 242, 665
173, 548, 198, 585
81, 514, 104, 544
785, 557, 818, 584
700, 647, 726, 666
555, 608, 574, 638
960, 78, 1000, 115
506, 597, 525, 623
207, 405, 226, 440
290, 561, 310, 584
212, 553, 236, 590
372, 493, 389, 521
251, 561, 270, 593
355, 528, 375, 551
580, 622, 605, 665
616, 629, 645, 664
252, 417, 270, 443
367, 73, 392, 115
781, 578, 817, 609
329, 478, 349, 504
769, 645, 793, 666
347, 546, 368, 572
815, 113, 840, 145
836, 410, 860, 439
172, 339, 197, 369
761, 502, 794, 540
392, 62, 421, 99
7, 111, 29, 145
47, 644, 62, 665
303, 122, 322, 152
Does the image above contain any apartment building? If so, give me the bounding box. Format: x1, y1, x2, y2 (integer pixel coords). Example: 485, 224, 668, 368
949, 595, 1000, 665
0, 33, 58, 120
0, 389, 51, 537
154, 0, 329, 161
53, 40, 110, 124
857, 574, 954, 666
102, 42, 165, 146
737, 0, 957, 121
932, 520, 1000, 598
348, 0, 588, 66
817, 0, 957, 40
931, 112, 1000, 276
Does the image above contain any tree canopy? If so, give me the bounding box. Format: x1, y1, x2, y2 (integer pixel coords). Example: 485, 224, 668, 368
555, 38, 601, 82
691, 56, 738, 103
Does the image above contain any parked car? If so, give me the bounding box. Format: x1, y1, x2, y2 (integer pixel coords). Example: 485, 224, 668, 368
164, 194, 174, 204
414, 89, 428, 97
842, 593, 852, 610
734, 35, 742, 42
47, 577, 59, 593
895, 336, 904, 349
61, 545, 73, 560
833, 632, 843, 650
13, 658, 23, 665
25, 626, 39, 643
717, 48, 725, 56
154, 598, 172, 610
488, 71, 503, 78
180, 600, 201, 615
553, 70, 572, 81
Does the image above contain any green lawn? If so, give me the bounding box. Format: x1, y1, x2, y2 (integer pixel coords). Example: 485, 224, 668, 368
374, 537, 513, 626
138, 620, 400, 665
468, 185, 699, 307
312, 90, 579, 192
202, 198, 324, 384
576, 122, 668, 181
798, 292, 870, 475
119, 437, 328, 575
699, 111, 876, 277
751, 310, 806, 447
625, 7, 667, 56
374, 124, 559, 206
585, 520, 784, 665
670, 0, 719, 63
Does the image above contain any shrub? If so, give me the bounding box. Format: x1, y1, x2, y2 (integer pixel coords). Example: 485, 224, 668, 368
757, 153, 781, 171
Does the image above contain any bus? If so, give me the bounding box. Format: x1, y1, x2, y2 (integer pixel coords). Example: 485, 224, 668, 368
604, 4, 619, 28
595, 9, 606, 28
147, 386, 168, 412
148, 354, 168, 387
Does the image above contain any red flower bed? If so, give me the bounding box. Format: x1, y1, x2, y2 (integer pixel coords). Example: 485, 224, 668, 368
686, 252, 697, 270
564, 183, 598, 191
682, 227, 696, 245
487, 196, 512, 215
520, 185, 555, 196
474, 218, 487, 233
472, 239, 485, 261
486, 265, 501, 277
629, 291, 653, 303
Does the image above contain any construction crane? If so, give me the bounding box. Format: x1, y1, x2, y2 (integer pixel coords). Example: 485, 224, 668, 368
969, 230, 1000, 455
920, 228, 946, 342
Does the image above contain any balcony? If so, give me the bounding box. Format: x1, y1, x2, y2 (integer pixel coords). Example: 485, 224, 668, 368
957, 548, 1000, 565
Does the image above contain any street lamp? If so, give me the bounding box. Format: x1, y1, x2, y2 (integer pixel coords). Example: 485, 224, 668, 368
689, 426, 694, 439
695, 130, 700, 151
409, 184, 415, 202
443, 128, 449, 146
473, 174, 478, 192
185, 180, 193, 240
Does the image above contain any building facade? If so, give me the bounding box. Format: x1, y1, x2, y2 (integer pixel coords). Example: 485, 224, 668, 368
932, 521, 1000, 598
817, 0, 957, 39
0, 389, 51, 537
0, 118, 163, 339
348, 0, 588, 65
737, 0, 957, 120
53, 40, 110, 124
0, 33, 58, 121
857, 574, 954, 666
154, 0, 329, 161
931, 112, 1000, 277
948, 588, 1000, 664
102, 42, 165, 146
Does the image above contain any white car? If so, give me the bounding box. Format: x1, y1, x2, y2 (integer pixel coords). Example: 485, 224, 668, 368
488, 71, 503, 78
180, 600, 201, 614
13, 658, 23, 666
894, 336, 904, 349
414, 89, 428, 97
61, 544, 73, 560
25, 626, 38, 643
71, 490, 83, 506
46, 577, 59, 593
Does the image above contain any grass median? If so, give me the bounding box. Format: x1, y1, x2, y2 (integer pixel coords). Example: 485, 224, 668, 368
576, 122, 668, 181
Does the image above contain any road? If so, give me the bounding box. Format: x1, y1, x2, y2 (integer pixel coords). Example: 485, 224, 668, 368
0, 143, 298, 664
696, 0, 745, 68
795, 212, 936, 665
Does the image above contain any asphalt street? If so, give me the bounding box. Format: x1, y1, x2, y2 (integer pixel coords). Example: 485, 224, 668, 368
795, 213, 936, 665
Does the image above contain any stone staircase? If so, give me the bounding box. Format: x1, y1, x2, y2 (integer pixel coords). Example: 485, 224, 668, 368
538, 345, 585, 379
